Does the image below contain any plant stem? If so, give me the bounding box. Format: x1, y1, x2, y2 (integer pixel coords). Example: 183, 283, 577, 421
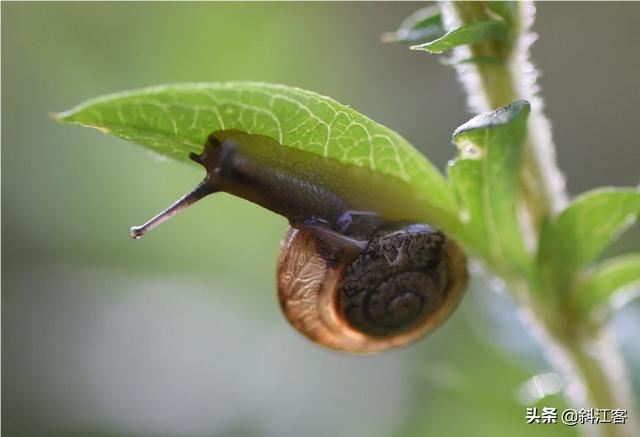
443, 2, 637, 436
444, 1, 567, 242
544, 309, 637, 437
507, 278, 637, 437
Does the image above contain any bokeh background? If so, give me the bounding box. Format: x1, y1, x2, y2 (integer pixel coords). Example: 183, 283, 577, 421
3, 2, 639, 437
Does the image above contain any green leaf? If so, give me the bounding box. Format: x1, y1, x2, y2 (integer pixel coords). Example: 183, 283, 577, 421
54, 82, 458, 229
537, 188, 640, 295
448, 100, 531, 274
411, 19, 508, 54
382, 5, 445, 44
574, 253, 640, 319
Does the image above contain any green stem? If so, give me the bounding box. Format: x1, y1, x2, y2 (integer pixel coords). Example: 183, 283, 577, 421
548, 314, 637, 437
444, 2, 637, 436
446, 1, 568, 237
509, 280, 637, 437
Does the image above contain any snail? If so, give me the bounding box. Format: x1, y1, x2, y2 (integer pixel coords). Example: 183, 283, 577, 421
131, 130, 467, 353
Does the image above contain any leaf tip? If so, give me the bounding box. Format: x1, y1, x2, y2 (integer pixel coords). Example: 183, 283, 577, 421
51, 110, 112, 135
409, 43, 438, 53
453, 99, 531, 140
48, 111, 64, 122
49, 108, 78, 124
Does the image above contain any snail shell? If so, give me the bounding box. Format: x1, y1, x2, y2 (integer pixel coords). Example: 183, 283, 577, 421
278, 221, 467, 353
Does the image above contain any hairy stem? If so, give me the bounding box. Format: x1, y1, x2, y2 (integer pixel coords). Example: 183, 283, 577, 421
507, 278, 636, 437
546, 312, 637, 437
443, 1, 567, 241
443, 2, 637, 435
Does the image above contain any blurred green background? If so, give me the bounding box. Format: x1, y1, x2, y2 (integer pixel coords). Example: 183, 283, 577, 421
3, 2, 639, 437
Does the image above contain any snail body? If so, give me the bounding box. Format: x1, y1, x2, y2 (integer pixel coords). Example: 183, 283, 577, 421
131, 130, 467, 353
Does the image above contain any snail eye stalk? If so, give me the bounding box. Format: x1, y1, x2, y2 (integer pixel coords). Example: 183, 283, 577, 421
129, 179, 218, 239
130, 137, 235, 239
